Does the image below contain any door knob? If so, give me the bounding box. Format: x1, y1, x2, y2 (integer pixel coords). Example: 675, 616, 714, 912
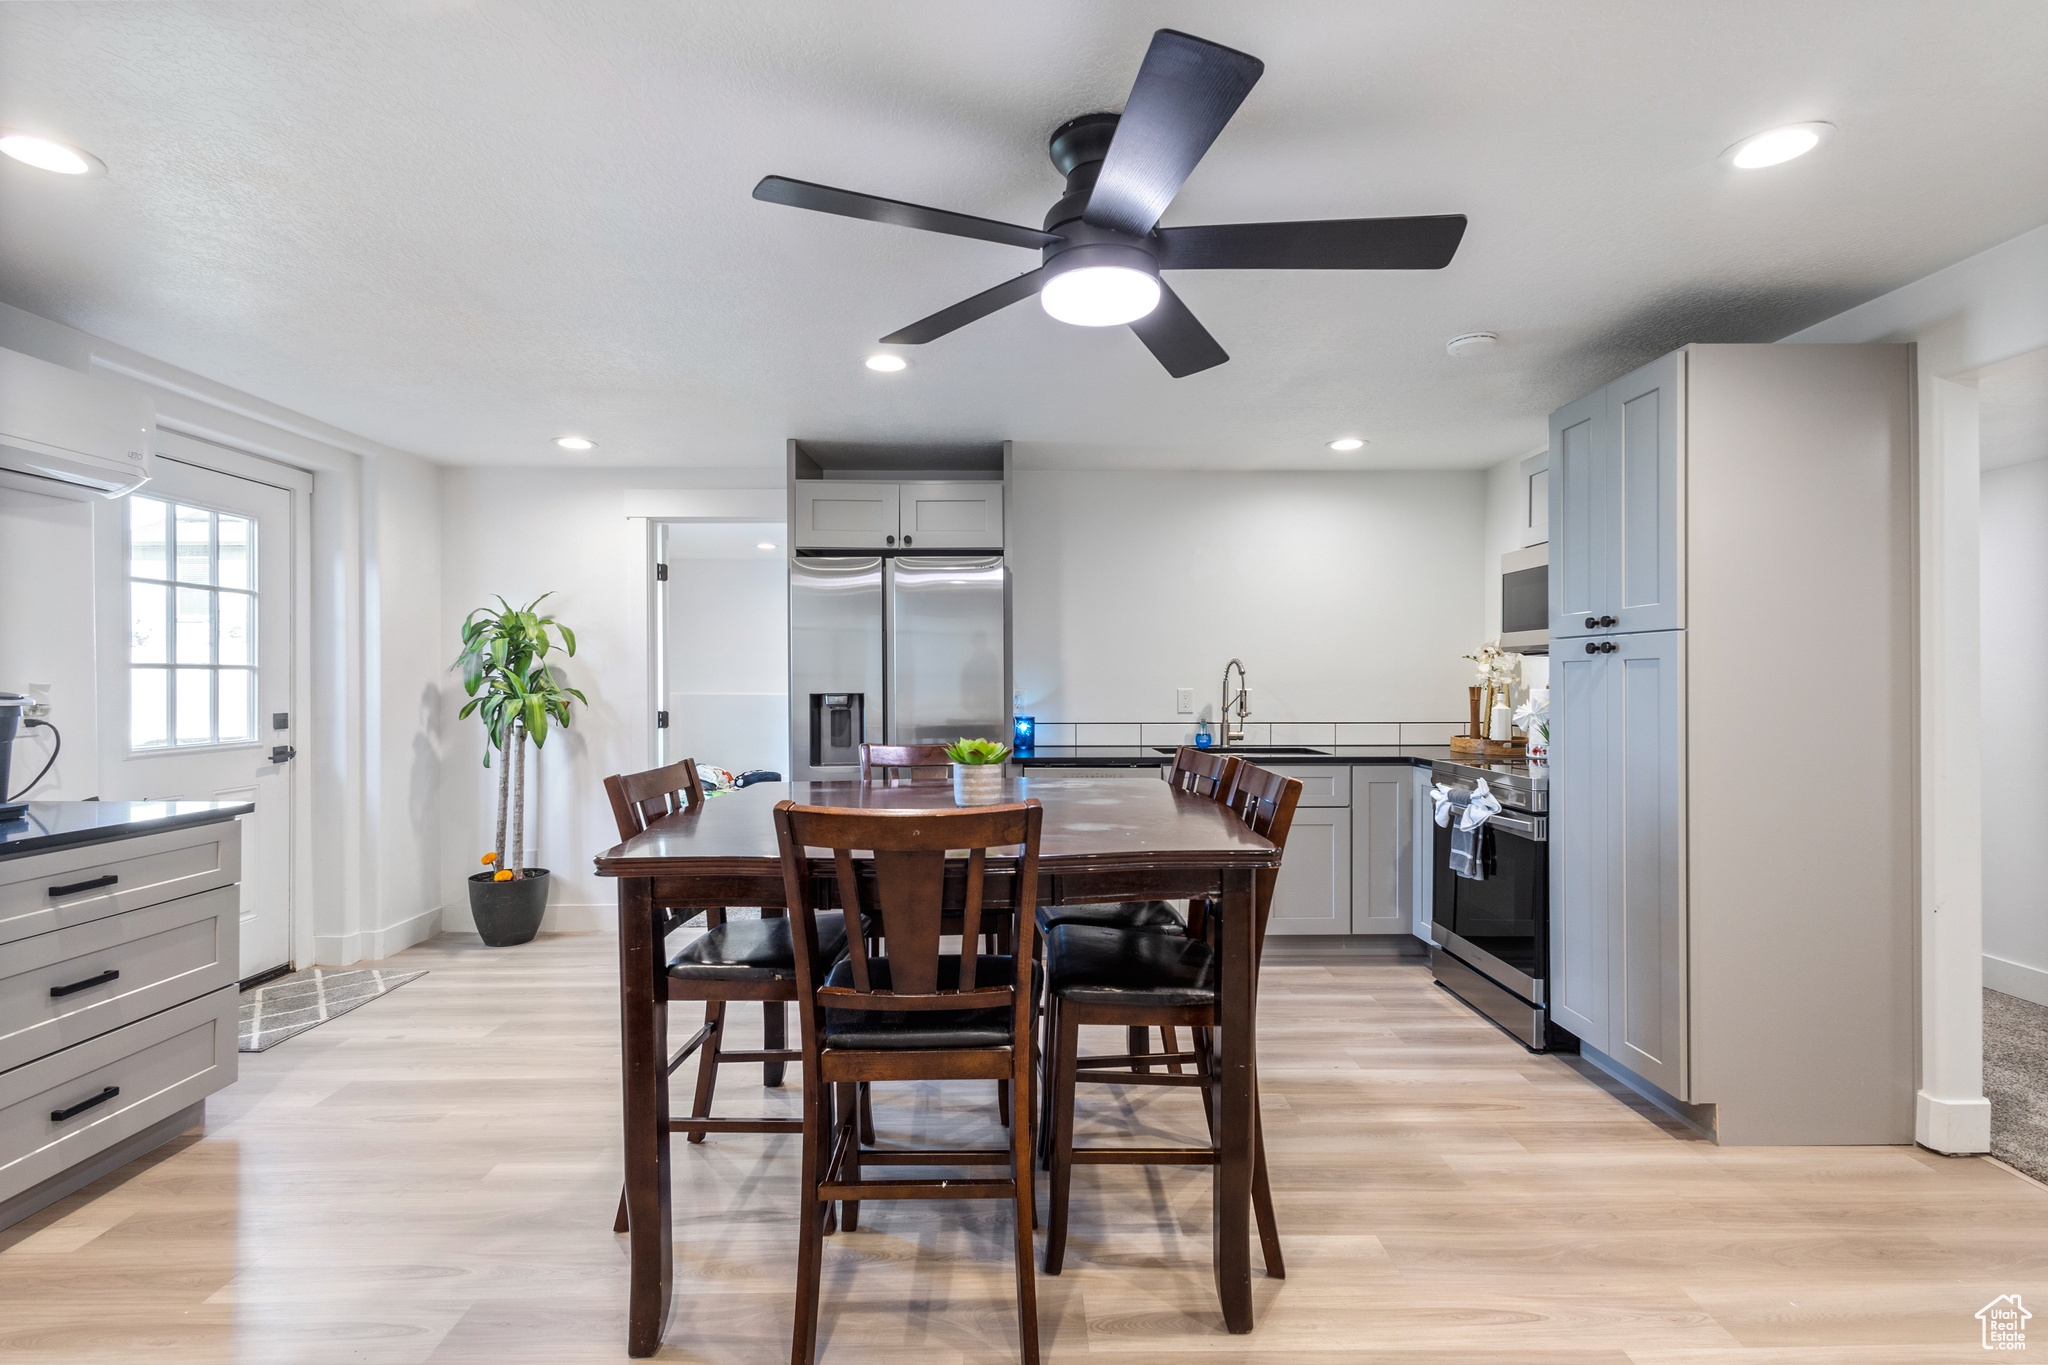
269, 745, 297, 763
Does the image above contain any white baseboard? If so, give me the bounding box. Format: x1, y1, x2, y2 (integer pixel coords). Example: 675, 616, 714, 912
311, 905, 445, 966
439, 900, 614, 937
1984, 953, 2048, 1008
1916, 1091, 1992, 1154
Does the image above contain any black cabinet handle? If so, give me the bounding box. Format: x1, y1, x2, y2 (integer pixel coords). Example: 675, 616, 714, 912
1599, 641, 1618, 653
885, 534, 895, 546
1584, 617, 1599, 630
1585, 642, 1599, 654
51, 1086, 120, 1122
902, 535, 912, 545
1599, 615, 1617, 627
49, 873, 117, 897
50, 969, 120, 998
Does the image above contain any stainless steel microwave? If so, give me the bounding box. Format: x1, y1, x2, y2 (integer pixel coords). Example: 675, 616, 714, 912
1498, 543, 1548, 653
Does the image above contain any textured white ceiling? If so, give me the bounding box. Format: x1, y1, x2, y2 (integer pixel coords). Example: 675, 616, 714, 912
1, 1, 2045, 472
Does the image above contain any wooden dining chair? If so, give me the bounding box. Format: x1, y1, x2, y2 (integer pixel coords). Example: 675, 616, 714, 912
1038, 760, 1302, 1280
604, 758, 849, 1233
774, 797, 1045, 1365
858, 743, 952, 783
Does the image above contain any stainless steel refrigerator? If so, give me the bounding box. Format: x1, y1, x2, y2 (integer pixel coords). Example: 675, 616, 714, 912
788, 555, 1011, 780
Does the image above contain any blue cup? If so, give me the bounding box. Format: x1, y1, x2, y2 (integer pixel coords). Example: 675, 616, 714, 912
1013, 715, 1035, 752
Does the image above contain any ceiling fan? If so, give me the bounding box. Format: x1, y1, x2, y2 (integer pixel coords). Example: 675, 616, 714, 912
753, 28, 1467, 378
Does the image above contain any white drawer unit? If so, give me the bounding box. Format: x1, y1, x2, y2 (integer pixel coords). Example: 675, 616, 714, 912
0, 886, 237, 1073
0, 808, 244, 1229
1268, 764, 1350, 807
0, 821, 241, 948
0, 986, 236, 1204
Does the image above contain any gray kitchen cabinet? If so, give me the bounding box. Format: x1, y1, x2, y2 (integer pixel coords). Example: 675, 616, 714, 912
1263, 805, 1349, 936
1546, 342, 1913, 1144
1349, 767, 1411, 933
1550, 349, 1684, 638
897, 482, 1003, 550
792, 483, 900, 551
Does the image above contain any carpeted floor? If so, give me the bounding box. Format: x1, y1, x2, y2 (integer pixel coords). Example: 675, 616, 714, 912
238, 965, 427, 1051
1985, 987, 2048, 1184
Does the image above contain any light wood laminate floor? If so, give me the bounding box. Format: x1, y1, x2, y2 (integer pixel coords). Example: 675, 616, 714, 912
3, 931, 2044, 1363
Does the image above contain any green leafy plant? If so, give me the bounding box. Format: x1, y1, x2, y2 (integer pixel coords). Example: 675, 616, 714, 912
454, 594, 587, 877
943, 737, 1011, 765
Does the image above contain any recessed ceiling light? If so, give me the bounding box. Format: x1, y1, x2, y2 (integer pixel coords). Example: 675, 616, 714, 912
1327, 438, 1366, 452
554, 436, 595, 451
865, 354, 907, 372
757, 542, 778, 551
1446, 332, 1498, 357
0, 131, 105, 176
1723, 122, 1834, 170
1041, 266, 1161, 327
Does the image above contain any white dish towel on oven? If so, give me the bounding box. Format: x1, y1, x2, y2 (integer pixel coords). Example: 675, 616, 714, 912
1430, 778, 1501, 881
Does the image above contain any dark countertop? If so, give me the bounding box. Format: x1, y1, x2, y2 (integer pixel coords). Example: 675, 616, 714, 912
1014, 745, 1456, 768
0, 800, 254, 861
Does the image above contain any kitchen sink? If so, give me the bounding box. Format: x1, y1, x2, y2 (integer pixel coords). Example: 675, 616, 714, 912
1149, 745, 1330, 756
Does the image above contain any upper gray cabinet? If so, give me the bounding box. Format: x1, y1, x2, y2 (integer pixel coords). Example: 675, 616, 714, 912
792, 481, 1004, 551
898, 482, 1003, 551
792, 483, 901, 550
1550, 350, 1685, 638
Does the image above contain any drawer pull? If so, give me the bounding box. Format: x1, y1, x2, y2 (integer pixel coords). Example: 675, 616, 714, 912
50, 873, 119, 897
50, 969, 121, 998
51, 1086, 121, 1123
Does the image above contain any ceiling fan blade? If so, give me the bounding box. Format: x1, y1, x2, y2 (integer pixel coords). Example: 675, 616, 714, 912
1155, 215, 1469, 271
1128, 280, 1228, 378
880, 268, 1048, 345
1084, 30, 1263, 238
754, 176, 1059, 251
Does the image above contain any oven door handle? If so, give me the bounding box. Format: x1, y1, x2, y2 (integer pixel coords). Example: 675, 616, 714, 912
1484, 811, 1547, 842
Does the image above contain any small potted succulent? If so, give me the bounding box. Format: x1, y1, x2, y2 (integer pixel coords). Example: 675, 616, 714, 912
945, 737, 1011, 805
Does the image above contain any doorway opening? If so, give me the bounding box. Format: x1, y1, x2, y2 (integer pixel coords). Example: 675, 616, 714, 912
653, 521, 788, 781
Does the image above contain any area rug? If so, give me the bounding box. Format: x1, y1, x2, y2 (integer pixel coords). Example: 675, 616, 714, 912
1985, 988, 2048, 1184
239, 966, 427, 1052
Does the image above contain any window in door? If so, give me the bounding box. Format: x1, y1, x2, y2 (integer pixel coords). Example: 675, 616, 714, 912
127, 495, 257, 748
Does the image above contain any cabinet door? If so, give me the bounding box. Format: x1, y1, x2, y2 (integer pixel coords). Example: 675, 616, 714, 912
1350, 768, 1411, 933
1263, 807, 1350, 936
897, 482, 1003, 551
1549, 645, 1613, 1048
1609, 351, 1685, 633
1549, 387, 1612, 637
792, 483, 899, 550
1608, 630, 1686, 1096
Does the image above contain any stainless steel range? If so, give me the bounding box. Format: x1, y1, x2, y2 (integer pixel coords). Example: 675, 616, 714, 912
1428, 758, 1571, 1052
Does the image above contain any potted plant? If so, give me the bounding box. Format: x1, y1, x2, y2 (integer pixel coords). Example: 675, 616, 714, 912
455, 594, 586, 946
945, 737, 1010, 805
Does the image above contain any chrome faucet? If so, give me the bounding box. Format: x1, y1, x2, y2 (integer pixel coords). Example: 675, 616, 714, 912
1220, 658, 1249, 746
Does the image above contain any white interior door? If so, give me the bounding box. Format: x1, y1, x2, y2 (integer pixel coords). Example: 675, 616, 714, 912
96, 454, 297, 979
655, 521, 789, 777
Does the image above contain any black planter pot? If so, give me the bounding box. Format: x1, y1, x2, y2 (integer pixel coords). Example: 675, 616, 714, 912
467, 868, 550, 947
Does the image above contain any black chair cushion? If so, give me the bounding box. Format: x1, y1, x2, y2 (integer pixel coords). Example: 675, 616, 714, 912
1036, 900, 1187, 935
1046, 923, 1218, 1008
822, 955, 1040, 1050
667, 912, 847, 982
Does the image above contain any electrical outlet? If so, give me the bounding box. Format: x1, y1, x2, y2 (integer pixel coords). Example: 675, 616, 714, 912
1175, 688, 1194, 714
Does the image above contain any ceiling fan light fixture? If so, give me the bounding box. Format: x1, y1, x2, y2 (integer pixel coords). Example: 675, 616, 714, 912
864, 353, 907, 372
1327, 437, 1366, 452
0, 131, 105, 176
1040, 265, 1161, 327
1724, 122, 1833, 169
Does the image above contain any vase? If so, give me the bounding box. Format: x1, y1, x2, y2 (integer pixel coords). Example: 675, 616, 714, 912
952, 763, 1006, 806
467, 868, 550, 946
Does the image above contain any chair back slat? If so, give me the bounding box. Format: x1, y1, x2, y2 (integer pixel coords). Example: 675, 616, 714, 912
859, 743, 952, 784
604, 757, 706, 840
1166, 746, 1238, 800
774, 801, 1042, 1025
1219, 761, 1305, 954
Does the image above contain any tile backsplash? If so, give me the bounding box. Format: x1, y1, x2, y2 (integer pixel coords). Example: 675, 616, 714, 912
1021, 718, 1468, 746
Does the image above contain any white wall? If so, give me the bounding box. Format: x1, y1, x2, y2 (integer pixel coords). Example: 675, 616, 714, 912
1009, 470, 1485, 734
1784, 219, 2048, 1152
1981, 456, 2048, 1006
0, 480, 98, 799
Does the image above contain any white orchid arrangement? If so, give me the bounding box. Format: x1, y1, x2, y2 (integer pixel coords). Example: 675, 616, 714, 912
1462, 642, 1520, 689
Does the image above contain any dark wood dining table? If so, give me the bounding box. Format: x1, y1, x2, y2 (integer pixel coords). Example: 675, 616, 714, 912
593, 774, 1282, 1357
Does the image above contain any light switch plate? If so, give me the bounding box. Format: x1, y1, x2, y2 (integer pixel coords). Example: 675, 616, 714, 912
1175, 688, 1194, 714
